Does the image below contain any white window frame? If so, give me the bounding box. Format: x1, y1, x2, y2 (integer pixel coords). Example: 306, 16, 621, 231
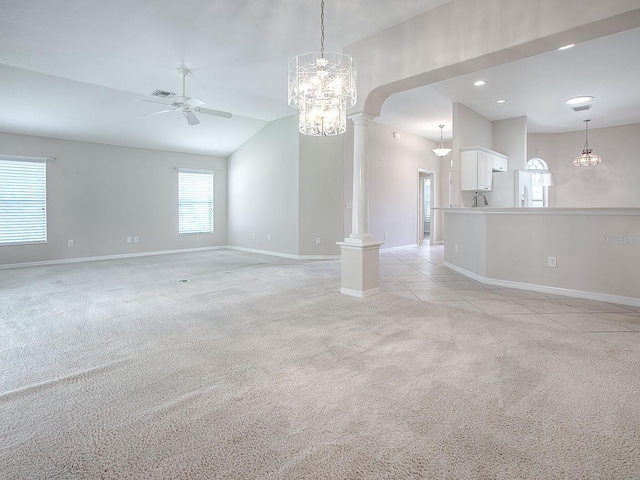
0, 155, 49, 246
526, 158, 551, 208
178, 169, 214, 235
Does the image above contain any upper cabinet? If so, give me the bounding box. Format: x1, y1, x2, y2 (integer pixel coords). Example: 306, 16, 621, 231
491, 152, 508, 172
460, 146, 509, 191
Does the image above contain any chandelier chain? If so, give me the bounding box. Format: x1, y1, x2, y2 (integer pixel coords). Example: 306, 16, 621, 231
320, 0, 325, 56
584, 119, 590, 150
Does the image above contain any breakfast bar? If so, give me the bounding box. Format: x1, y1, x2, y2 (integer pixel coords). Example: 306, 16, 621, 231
437, 207, 640, 307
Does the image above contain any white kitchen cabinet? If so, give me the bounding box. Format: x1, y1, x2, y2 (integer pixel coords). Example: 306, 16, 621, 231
461, 148, 494, 191
492, 153, 508, 172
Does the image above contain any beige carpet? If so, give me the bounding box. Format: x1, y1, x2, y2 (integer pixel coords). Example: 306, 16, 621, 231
1, 250, 639, 479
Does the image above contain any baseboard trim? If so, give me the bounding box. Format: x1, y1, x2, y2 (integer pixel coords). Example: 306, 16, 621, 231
1, 245, 343, 270
340, 287, 381, 298
444, 262, 640, 308
380, 243, 444, 253
226, 246, 340, 260
0, 246, 228, 270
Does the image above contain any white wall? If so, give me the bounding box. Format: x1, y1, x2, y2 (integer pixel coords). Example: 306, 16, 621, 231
298, 134, 344, 256
452, 103, 493, 207
485, 211, 640, 301
528, 123, 640, 207
0, 132, 227, 267
227, 116, 299, 255
493, 116, 527, 171
344, 121, 443, 247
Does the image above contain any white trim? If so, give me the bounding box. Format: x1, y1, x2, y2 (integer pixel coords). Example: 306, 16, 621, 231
442, 262, 486, 284
381, 243, 442, 252
0, 154, 53, 163
0, 245, 341, 269
0, 246, 228, 270
444, 261, 640, 308
340, 286, 381, 298
176, 167, 220, 174
227, 245, 340, 260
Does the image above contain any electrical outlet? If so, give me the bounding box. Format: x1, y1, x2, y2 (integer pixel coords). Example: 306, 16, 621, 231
316, 237, 321, 244
384, 233, 388, 239
345, 202, 352, 209
455, 244, 459, 253
548, 256, 557, 268
252, 233, 256, 240
127, 237, 132, 243
134, 236, 139, 243
67, 240, 73, 247
267, 234, 271, 241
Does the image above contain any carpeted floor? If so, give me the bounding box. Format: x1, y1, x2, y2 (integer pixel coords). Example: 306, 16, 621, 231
1, 250, 639, 479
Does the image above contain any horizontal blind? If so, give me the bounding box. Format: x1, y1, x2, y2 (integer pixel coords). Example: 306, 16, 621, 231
424, 183, 431, 221
0, 158, 47, 245
178, 171, 214, 234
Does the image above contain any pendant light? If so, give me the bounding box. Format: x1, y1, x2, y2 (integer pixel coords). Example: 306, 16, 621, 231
432, 125, 452, 157
288, 1, 357, 136
572, 119, 601, 166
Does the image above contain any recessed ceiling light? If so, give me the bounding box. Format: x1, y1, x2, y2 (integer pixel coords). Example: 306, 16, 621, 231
474, 80, 487, 86
496, 99, 507, 104
565, 96, 594, 105
557, 44, 575, 51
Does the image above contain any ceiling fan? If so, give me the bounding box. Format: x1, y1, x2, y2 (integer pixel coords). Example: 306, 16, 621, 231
141, 67, 232, 126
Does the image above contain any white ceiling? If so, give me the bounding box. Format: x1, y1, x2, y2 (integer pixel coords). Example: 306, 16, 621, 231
1, 0, 639, 155
377, 26, 640, 141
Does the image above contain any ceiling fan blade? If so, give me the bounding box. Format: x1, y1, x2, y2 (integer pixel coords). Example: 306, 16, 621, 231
184, 97, 205, 108
139, 98, 174, 106
143, 108, 176, 116
194, 107, 232, 119
183, 110, 200, 126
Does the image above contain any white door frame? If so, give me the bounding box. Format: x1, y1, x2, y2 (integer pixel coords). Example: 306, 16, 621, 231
417, 168, 437, 245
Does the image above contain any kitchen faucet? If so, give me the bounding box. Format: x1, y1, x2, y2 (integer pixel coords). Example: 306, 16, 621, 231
473, 192, 489, 207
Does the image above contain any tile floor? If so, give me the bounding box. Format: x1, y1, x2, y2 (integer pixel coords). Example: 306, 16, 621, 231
380, 244, 640, 344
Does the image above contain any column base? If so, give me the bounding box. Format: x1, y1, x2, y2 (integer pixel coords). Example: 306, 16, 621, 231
337, 240, 384, 298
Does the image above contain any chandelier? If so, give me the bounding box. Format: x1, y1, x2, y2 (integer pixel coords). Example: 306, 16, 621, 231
288, 0, 356, 136
432, 125, 452, 157
572, 119, 601, 166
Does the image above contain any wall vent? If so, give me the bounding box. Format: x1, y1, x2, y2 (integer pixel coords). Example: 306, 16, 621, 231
151, 90, 175, 98
572, 104, 592, 112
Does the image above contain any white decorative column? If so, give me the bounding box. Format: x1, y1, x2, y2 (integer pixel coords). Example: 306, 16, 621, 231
337, 113, 383, 298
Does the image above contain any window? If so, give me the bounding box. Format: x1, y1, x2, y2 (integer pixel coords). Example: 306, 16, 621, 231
0, 156, 47, 245
178, 170, 214, 235
423, 178, 431, 222
525, 158, 552, 208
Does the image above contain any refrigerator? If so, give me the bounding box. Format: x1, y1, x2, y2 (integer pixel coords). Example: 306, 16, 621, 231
491, 170, 533, 207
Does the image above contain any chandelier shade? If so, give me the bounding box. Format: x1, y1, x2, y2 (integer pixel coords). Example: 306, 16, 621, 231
288, 52, 356, 136
288, 1, 356, 136
572, 150, 602, 167
572, 119, 601, 166
432, 125, 452, 157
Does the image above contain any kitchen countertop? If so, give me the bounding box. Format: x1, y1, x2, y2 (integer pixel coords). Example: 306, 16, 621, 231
434, 207, 640, 215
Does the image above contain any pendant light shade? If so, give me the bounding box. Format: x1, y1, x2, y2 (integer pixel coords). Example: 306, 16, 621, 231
572, 119, 601, 166
288, 1, 356, 136
432, 125, 452, 157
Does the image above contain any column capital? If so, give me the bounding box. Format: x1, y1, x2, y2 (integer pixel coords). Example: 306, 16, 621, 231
348, 112, 375, 124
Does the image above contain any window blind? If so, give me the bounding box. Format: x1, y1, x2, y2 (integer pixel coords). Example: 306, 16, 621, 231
0, 157, 47, 245
178, 170, 214, 235
424, 182, 431, 222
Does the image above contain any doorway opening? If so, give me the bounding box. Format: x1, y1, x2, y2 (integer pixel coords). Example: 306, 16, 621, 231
417, 169, 437, 246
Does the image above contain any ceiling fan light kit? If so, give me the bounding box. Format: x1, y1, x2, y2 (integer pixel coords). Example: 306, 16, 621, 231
141, 67, 232, 126
288, 0, 356, 136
